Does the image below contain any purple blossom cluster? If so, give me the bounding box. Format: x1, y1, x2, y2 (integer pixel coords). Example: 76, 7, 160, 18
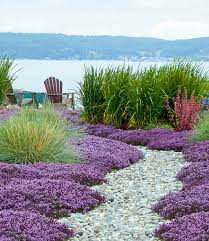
86, 124, 191, 151
155, 212, 209, 241
147, 131, 191, 151
0, 178, 105, 217
0, 162, 106, 186
0, 210, 73, 241
182, 140, 209, 162
74, 135, 143, 171
153, 182, 209, 219
0, 106, 19, 122
177, 161, 209, 190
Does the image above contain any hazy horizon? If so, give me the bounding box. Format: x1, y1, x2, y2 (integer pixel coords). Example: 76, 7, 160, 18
1, 32, 209, 41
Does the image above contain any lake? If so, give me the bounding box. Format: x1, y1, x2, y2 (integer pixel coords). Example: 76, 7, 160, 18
14, 60, 209, 92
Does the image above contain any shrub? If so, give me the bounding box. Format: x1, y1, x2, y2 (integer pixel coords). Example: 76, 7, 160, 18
0, 56, 17, 106
0, 210, 73, 241
0, 107, 78, 164
80, 59, 209, 128
155, 211, 209, 241
166, 88, 202, 130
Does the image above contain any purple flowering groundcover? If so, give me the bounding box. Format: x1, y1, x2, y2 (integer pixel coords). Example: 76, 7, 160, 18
177, 161, 209, 190
74, 135, 143, 171
153, 182, 209, 219
155, 211, 209, 241
182, 140, 209, 162
85, 123, 191, 152
0, 106, 19, 122
0, 178, 105, 217
0, 210, 73, 241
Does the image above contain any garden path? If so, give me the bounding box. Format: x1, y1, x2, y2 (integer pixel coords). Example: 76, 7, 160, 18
60, 147, 185, 241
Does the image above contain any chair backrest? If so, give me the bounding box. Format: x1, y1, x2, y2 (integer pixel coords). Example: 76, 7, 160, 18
44, 77, 63, 103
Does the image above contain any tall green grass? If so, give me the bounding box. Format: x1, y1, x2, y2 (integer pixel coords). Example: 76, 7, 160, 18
79, 59, 209, 128
0, 56, 17, 105
79, 66, 105, 123
0, 107, 79, 164
190, 111, 209, 142
103, 66, 134, 128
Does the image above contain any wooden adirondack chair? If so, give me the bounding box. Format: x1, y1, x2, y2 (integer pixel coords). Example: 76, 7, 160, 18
44, 77, 75, 109
5, 87, 38, 108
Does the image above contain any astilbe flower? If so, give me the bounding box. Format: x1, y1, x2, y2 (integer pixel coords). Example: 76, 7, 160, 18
74, 135, 143, 172
153, 182, 209, 219
177, 161, 209, 190
155, 211, 209, 241
166, 88, 202, 131
0, 210, 73, 241
0, 178, 105, 217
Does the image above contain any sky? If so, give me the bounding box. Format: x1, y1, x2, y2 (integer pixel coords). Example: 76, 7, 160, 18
0, 0, 209, 40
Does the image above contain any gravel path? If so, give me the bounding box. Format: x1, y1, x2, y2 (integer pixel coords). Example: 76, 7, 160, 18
60, 147, 186, 241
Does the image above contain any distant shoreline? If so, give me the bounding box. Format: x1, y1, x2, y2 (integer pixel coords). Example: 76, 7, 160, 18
15, 58, 209, 62
1, 33, 209, 61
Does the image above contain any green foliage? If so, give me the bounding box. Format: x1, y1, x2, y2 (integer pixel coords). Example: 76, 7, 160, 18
79, 66, 106, 123
0, 107, 79, 164
103, 66, 134, 128
190, 111, 209, 142
80, 60, 209, 128
0, 56, 17, 105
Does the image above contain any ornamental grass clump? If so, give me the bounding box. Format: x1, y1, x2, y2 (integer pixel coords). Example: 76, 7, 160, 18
190, 111, 209, 142
0, 56, 17, 106
79, 66, 106, 123
0, 107, 78, 164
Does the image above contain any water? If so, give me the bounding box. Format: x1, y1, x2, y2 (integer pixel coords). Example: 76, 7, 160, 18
14, 60, 209, 92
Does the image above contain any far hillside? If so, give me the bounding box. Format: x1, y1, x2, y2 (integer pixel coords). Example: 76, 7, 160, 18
0, 33, 209, 60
